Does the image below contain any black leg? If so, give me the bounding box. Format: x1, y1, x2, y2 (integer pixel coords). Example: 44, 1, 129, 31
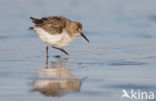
46, 46, 49, 65
53, 47, 69, 55
46, 56, 48, 65
46, 46, 49, 58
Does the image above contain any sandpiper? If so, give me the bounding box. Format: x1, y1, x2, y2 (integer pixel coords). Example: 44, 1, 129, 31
29, 16, 89, 57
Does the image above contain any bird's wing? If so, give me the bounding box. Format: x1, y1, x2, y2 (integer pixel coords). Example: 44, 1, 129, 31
30, 16, 67, 34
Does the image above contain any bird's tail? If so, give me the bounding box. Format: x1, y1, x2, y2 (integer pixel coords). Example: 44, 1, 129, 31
27, 27, 34, 31
30, 17, 42, 24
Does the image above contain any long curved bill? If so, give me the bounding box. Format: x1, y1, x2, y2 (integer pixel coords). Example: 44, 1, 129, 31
81, 32, 89, 43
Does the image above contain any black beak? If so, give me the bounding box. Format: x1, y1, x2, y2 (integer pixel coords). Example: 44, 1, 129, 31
81, 32, 89, 43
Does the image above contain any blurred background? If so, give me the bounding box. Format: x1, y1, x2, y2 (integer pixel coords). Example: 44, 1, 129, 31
1, 0, 156, 37
0, 0, 156, 101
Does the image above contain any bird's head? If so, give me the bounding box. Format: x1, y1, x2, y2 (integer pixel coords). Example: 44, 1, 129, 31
71, 22, 89, 43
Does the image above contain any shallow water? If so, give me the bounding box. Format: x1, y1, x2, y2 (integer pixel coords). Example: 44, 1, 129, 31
0, 0, 156, 101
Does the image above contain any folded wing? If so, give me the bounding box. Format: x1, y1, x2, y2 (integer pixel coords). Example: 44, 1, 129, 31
30, 16, 67, 34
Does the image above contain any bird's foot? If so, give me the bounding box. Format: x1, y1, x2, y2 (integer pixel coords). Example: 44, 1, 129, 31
54, 55, 61, 58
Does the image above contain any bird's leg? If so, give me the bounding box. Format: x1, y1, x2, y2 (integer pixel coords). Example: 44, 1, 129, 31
46, 46, 49, 58
46, 46, 49, 65
53, 47, 69, 55
46, 57, 48, 66
46, 56, 48, 65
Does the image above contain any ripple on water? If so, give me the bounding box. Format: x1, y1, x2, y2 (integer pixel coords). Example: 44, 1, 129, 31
77, 60, 148, 67
79, 91, 111, 96
104, 84, 156, 90
108, 60, 148, 66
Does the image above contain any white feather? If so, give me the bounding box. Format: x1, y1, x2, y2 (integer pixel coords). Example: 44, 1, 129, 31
33, 27, 75, 48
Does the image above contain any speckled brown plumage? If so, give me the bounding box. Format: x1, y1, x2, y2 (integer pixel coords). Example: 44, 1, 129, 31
30, 16, 71, 34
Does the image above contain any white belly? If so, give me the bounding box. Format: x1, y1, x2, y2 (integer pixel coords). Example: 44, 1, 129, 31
34, 27, 74, 48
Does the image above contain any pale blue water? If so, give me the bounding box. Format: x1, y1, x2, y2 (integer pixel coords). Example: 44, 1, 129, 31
0, 0, 156, 101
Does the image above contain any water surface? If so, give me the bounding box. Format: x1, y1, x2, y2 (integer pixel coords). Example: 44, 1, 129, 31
0, 0, 156, 101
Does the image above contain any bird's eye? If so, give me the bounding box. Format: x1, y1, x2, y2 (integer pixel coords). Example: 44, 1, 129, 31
76, 27, 79, 31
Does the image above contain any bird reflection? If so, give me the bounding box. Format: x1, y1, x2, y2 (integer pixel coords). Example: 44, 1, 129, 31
32, 61, 81, 97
